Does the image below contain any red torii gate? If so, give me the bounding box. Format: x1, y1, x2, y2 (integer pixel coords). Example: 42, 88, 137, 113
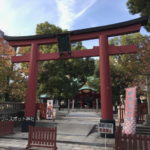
4, 17, 147, 132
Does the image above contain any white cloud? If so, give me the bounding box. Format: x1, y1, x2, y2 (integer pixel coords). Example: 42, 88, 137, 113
55, 0, 97, 30
54, 0, 75, 29
0, 0, 57, 36
75, 0, 97, 19
0, 0, 97, 35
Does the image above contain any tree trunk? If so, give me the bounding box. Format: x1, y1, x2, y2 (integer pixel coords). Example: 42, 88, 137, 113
72, 99, 75, 109
144, 75, 150, 125
96, 98, 99, 112
146, 75, 150, 114
67, 99, 70, 113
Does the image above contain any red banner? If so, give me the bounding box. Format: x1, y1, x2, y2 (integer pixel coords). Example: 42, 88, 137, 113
122, 87, 137, 135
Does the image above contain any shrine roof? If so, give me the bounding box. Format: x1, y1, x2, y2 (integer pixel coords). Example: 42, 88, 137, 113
79, 84, 97, 92
39, 94, 50, 98
4, 16, 148, 41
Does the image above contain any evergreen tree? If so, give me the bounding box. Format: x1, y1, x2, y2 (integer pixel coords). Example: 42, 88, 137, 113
127, 0, 150, 31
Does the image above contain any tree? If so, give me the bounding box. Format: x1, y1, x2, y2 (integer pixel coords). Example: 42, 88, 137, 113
110, 33, 150, 97
35, 22, 95, 102
8, 68, 27, 102
110, 57, 134, 104
36, 22, 62, 35
88, 33, 150, 105
87, 56, 133, 105
127, 0, 150, 31
114, 33, 150, 76
87, 60, 100, 91
38, 58, 95, 100
0, 38, 27, 102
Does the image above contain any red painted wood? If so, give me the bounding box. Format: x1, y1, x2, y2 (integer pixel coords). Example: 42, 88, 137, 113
109, 45, 137, 55
70, 32, 101, 42
36, 128, 38, 144
46, 128, 48, 144
103, 24, 141, 36
8, 24, 141, 47
139, 135, 143, 150
27, 126, 32, 149
144, 135, 148, 150
115, 126, 121, 150
128, 135, 132, 150
11, 45, 137, 63
122, 135, 125, 150
9, 23, 142, 120
25, 43, 38, 117
133, 134, 137, 150
11, 53, 30, 62
99, 34, 113, 120
43, 128, 45, 144
52, 128, 54, 146
115, 127, 150, 150
118, 103, 148, 124
27, 126, 57, 149
0, 121, 14, 136
9, 38, 57, 46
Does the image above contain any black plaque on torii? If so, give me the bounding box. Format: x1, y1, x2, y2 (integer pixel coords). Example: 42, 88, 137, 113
57, 33, 71, 53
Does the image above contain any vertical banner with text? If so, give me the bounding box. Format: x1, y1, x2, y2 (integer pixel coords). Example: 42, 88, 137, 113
122, 87, 137, 135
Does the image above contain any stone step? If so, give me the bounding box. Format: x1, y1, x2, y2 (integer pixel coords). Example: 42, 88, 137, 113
60, 108, 99, 112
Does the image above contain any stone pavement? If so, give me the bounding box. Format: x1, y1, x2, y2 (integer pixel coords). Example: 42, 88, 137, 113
0, 110, 115, 150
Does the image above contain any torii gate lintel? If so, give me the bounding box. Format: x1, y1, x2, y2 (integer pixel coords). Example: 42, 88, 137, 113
11, 44, 137, 63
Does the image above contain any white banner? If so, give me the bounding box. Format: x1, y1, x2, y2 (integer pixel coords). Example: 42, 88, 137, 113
46, 100, 53, 119
122, 87, 137, 135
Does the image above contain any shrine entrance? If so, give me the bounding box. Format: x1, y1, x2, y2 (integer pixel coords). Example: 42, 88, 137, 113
75, 84, 99, 109
3, 17, 148, 135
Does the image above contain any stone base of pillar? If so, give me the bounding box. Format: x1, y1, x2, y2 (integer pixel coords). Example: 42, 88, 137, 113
99, 119, 115, 138
21, 118, 35, 132
144, 114, 150, 126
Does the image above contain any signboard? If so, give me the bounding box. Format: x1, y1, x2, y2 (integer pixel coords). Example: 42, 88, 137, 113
122, 87, 137, 135
99, 122, 114, 134
57, 33, 71, 52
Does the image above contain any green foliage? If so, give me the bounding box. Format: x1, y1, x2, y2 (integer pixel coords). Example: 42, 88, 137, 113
127, 0, 150, 16
0, 61, 11, 101
112, 33, 150, 75
8, 69, 27, 102
87, 60, 100, 91
92, 33, 150, 104
0, 60, 27, 102
36, 22, 64, 53
71, 42, 86, 51
127, 0, 150, 31
110, 33, 150, 99
110, 57, 133, 103
0, 40, 27, 102
38, 58, 95, 100
36, 22, 95, 101
36, 22, 62, 35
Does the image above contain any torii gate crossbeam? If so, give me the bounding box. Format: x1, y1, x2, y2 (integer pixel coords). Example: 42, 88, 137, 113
4, 17, 148, 135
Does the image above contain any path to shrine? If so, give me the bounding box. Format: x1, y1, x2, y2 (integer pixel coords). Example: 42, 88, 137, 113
0, 111, 115, 150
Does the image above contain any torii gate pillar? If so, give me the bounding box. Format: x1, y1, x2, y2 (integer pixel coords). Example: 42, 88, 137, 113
99, 34, 115, 137
25, 43, 38, 117
21, 43, 38, 132
99, 34, 113, 120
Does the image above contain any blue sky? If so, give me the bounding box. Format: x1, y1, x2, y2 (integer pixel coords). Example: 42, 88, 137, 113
0, 0, 149, 38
